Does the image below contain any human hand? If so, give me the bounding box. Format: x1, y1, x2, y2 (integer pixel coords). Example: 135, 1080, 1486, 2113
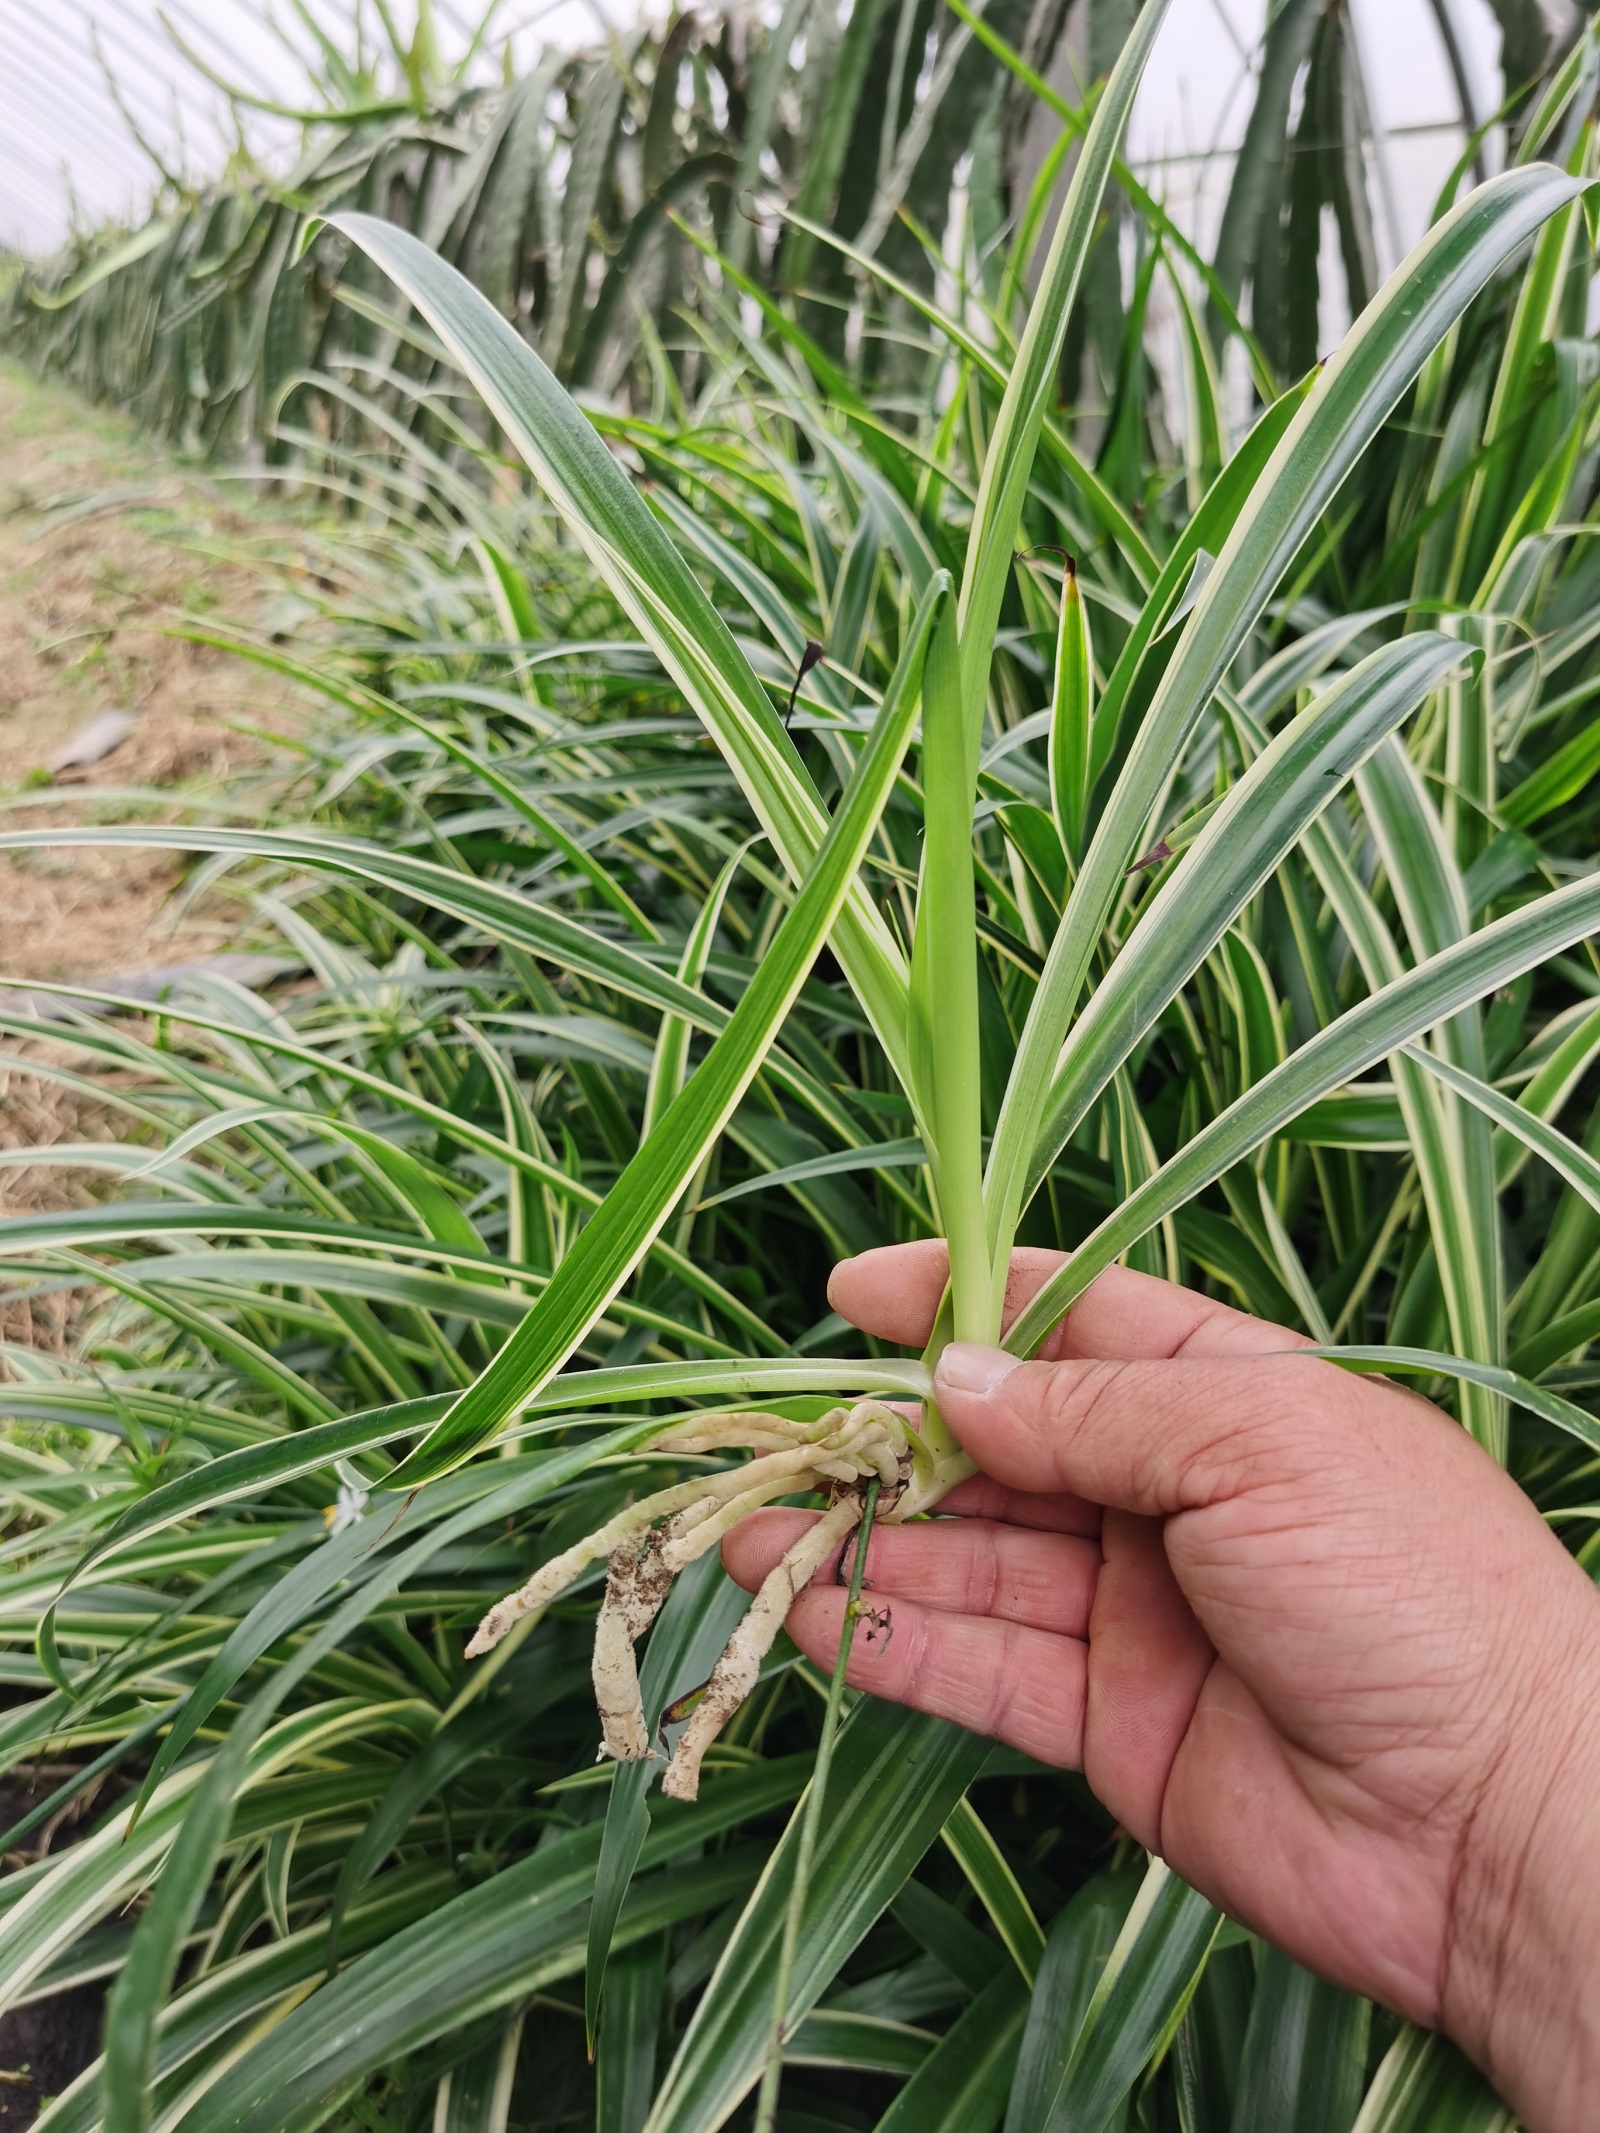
721, 1242, 1600, 2131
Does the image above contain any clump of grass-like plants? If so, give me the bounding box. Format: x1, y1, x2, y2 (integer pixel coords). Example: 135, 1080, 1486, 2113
6, 7, 1600, 2129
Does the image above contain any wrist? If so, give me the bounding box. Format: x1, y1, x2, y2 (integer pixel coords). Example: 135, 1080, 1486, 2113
1442, 1573, 1600, 2131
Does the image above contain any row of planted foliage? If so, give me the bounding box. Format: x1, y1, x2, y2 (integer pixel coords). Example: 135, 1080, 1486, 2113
4, 0, 1574, 472
7, 2, 1600, 2131
2, 0, 1058, 459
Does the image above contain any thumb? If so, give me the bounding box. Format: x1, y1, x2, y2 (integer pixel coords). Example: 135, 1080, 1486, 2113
932, 1341, 1347, 1515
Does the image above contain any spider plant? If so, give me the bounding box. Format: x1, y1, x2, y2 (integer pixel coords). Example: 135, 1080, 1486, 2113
6, 7, 1600, 2130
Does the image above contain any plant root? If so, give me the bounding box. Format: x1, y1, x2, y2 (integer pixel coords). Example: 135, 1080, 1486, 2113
465, 1475, 723, 1658
591, 1529, 677, 1760
465, 1401, 918, 1776
661, 1492, 863, 1803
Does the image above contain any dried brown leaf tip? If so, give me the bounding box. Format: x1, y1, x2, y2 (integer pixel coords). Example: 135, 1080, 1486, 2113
784, 640, 824, 730
1015, 545, 1077, 580
466, 1400, 917, 1800
1126, 836, 1172, 874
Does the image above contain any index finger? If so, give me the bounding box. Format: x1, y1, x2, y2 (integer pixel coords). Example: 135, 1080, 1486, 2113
828, 1242, 1310, 1361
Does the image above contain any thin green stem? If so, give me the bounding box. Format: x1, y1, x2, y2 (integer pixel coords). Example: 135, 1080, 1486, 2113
752, 1475, 882, 2133
911, 601, 992, 1344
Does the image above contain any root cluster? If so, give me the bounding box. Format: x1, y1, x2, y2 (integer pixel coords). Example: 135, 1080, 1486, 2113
466, 1400, 915, 1800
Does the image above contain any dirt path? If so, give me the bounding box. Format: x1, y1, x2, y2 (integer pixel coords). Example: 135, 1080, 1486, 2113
0, 359, 307, 984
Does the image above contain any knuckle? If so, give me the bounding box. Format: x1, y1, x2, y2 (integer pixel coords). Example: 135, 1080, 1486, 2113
1169, 1295, 1247, 1355
1031, 1357, 1133, 1455
983, 1624, 1027, 1735
1183, 1361, 1342, 1500
1032, 1356, 1114, 1428
964, 1525, 1003, 1618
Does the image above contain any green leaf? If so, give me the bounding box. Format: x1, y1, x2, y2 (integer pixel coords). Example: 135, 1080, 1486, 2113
60, 1357, 933, 1598
940, 1798, 1045, 1985
100, 1451, 637, 2119
1006, 871, 1600, 1357
1281, 1087, 1406, 1149
872, 1969, 1030, 2133
783, 2009, 934, 2077
985, 163, 1584, 1291
597, 1940, 665, 2133
893, 1879, 1007, 1997
436, 2010, 525, 2133
955, 0, 1171, 743
1030, 1859, 1220, 2133
325, 209, 914, 1074
27, 219, 179, 309
1090, 381, 1315, 793
1005, 1869, 1140, 2133
1401, 1044, 1600, 1217
1502, 708, 1600, 827
128, 1510, 397, 1826
171, 1762, 809, 2133
943, 0, 1270, 386
1023, 634, 1466, 1205
642, 1707, 991, 2133
34, 1867, 458, 2132
1209, 0, 1322, 346
1048, 561, 1094, 863
722, 0, 811, 275
329, 1664, 586, 1975
0, 1019, 786, 1356
780, 0, 888, 287
1231, 1948, 1369, 2133
695, 1137, 928, 1211
910, 596, 990, 1342
1356, 735, 1505, 1453
0, 1705, 349, 2017
587, 1552, 749, 2046
177, 623, 660, 938
1350, 2028, 1511, 2132
644, 848, 746, 1138
0, 825, 718, 1028
383, 574, 945, 1488
1302, 1346, 1600, 1457
102, 1725, 255, 2133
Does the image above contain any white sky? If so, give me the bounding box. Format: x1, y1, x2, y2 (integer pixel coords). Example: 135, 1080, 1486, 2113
0, 0, 610, 253
0, 0, 1507, 263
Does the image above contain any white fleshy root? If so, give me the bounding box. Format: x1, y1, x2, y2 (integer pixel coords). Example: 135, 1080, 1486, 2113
660, 1493, 864, 1804
466, 1472, 729, 1658
591, 1496, 736, 1759
592, 1532, 670, 1758
652, 1414, 808, 1455
466, 1401, 918, 1774
658, 1476, 806, 1573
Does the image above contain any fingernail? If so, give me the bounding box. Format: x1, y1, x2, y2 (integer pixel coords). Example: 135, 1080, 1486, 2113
936, 1343, 1021, 1399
